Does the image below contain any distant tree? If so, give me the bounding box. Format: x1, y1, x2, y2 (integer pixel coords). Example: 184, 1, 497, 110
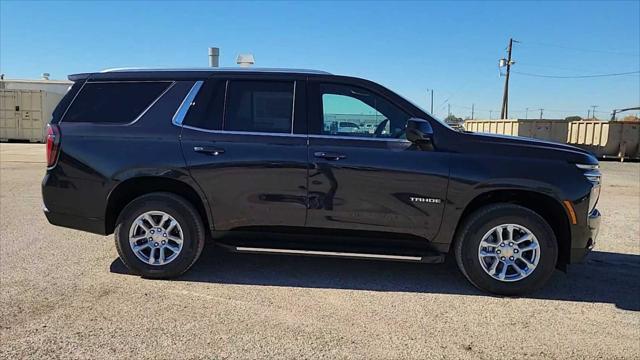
565, 116, 582, 122
622, 115, 639, 122
444, 114, 463, 124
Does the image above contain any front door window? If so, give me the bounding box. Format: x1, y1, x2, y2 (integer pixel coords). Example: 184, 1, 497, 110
320, 83, 410, 139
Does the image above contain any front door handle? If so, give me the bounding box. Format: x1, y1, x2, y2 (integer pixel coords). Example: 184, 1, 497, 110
194, 146, 225, 156
314, 151, 346, 161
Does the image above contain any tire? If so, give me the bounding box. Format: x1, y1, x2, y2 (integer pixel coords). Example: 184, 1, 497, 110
454, 203, 558, 296
114, 192, 206, 279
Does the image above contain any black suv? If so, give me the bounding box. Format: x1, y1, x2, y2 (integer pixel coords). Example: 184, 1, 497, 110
42, 68, 601, 295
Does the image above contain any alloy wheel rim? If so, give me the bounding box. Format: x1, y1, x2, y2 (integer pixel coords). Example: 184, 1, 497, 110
128, 211, 184, 266
477, 224, 541, 282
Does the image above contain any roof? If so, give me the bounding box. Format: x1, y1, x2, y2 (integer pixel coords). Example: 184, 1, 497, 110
69, 67, 332, 81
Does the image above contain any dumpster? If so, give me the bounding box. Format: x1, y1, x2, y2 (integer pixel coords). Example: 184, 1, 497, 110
463, 119, 569, 143
567, 121, 640, 160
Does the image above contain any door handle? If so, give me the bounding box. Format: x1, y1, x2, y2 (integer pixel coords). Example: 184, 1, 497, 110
194, 146, 225, 156
314, 151, 346, 161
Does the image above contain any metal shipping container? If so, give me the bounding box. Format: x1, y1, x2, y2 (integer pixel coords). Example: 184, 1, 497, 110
463, 119, 569, 143
567, 121, 640, 160
0, 89, 65, 143
1, 78, 71, 143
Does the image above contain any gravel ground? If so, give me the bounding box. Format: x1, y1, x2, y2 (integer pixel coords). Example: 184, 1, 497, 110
1, 143, 639, 359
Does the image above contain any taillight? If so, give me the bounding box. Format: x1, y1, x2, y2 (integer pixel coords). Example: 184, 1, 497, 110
46, 124, 61, 168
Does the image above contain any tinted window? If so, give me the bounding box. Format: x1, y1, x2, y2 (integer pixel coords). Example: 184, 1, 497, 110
63, 82, 170, 123
224, 81, 293, 133
183, 80, 225, 130
51, 80, 84, 124
320, 83, 409, 138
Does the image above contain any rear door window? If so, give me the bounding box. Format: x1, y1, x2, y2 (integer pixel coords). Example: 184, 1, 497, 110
62, 81, 171, 123
224, 81, 294, 133
183, 79, 225, 130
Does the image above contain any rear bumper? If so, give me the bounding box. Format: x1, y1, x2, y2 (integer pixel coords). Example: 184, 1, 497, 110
43, 207, 107, 235
570, 208, 601, 263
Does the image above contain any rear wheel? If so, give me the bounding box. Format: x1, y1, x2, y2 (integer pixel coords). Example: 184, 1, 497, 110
454, 203, 558, 295
114, 192, 206, 278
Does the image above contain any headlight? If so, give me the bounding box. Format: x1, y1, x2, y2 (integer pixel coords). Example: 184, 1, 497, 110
576, 164, 601, 213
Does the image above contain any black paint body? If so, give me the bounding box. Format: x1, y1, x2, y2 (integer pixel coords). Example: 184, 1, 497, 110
42, 69, 601, 265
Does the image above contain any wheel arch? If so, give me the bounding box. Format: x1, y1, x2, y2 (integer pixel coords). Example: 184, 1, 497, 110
455, 189, 572, 268
105, 176, 212, 235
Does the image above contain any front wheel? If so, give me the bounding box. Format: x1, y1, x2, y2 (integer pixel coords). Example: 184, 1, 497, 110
114, 192, 206, 278
454, 204, 558, 295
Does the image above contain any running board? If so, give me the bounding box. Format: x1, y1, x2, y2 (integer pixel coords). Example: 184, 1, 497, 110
234, 246, 425, 262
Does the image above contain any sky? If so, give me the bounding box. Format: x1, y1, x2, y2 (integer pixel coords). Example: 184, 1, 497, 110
1, 0, 639, 120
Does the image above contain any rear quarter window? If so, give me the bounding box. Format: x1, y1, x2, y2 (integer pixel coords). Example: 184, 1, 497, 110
62, 81, 171, 123
50, 80, 84, 124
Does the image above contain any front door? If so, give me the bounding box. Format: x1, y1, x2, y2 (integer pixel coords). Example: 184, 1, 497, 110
306, 81, 449, 241
180, 78, 308, 230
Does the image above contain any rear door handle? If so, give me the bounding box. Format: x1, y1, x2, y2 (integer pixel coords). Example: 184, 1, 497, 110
314, 151, 346, 161
194, 146, 225, 156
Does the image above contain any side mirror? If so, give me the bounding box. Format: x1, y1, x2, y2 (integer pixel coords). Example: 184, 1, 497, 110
406, 118, 434, 149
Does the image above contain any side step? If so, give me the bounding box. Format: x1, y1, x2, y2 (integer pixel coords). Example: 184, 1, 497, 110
233, 246, 443, 263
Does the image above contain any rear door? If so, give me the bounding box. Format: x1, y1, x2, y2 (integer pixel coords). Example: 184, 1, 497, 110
306, 80, 449, 241
179, 76, 309, 230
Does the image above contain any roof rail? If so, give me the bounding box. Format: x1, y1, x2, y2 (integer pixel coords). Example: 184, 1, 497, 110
99, 67, 332, 75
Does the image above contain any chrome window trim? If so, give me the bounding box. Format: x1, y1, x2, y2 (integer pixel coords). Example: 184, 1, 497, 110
172, 80, 204, 126
181, 125, 307, 138
58, 80, 87, 123
290, 81, 296, 134
309, 134, 410, 143
221, 80, 229, 129
129, 81, 176, 125
60, 81, 176, 126
178, 126, 409, 143
173, 79, 409, 143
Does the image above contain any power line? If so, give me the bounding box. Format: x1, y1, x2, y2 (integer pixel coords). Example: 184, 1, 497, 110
513, 70, 640, 79
522, 40, 640, 57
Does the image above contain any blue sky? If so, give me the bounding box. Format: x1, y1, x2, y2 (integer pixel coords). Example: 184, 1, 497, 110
1, 0, 638, 119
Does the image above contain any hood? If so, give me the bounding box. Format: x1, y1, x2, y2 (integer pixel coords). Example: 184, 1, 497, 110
457, 131, 598, 165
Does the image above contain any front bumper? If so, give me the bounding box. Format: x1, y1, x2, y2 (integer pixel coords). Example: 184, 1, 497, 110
570, 208, 601, 263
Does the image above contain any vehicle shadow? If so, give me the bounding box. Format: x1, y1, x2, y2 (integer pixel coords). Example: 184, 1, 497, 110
110, 247, 640, 311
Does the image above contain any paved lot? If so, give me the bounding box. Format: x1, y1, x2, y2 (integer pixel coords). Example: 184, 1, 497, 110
1, 143, 639, 359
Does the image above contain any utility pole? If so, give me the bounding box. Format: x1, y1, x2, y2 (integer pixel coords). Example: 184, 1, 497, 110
489, 110, 493, 119
428, 89, 434, 114
539, 108, 544, 119
591, 105, 598, 120
525, 108, 529, 119
447, 103, 451, 117
587, 109, 591, 119
471, 104, 475, 120
500, 38, 518, 119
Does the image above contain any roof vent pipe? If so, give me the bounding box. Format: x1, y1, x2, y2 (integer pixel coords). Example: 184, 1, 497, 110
208, 47, 219, 67
236, 54, 255, 67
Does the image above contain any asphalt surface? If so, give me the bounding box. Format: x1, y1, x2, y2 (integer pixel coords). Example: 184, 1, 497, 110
1, 143, 639, 359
